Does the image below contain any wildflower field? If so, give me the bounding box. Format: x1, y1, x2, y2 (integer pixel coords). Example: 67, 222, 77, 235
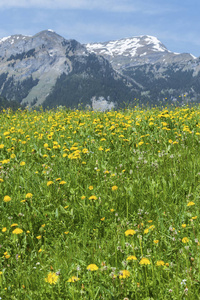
1, 105, 200, 299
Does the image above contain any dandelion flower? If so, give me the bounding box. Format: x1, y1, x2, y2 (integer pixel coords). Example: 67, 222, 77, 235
89, 195, 97, 200
68, 276, 80, 282
182, 237, 189, 243
126, 255, 137, 261
156, 260, 165, 266
25, 193, 33, 198
153, 240, 159, 244
59, 181, 66, 185
12, 228, 23, 234
125, 229, 136, 236
119, 270, 130, 279
112, 185, 118, 191
11, 223, 18, 227
20, 161, 26, 166
182, 224, 186, 228
45, 272, 59, 285
89, 186, 93, 190
36, 235, 42, 240
3, 195, 11, 202
47, 181, 54, 186
87, 264, 98, 271
139, 258, 151, 265
187, 201, 195, 206
144, 228, 149, 234
2, 227, 7, 232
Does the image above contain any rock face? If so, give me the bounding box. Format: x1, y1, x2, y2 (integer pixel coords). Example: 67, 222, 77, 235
86, 35, 195, 70
0, 30, 200, 109
0, 30, 137, 109
87, 36, 200, 105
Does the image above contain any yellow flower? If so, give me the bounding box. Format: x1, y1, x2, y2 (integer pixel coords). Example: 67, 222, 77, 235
82, 148, 89, 153
87, 264, 99, 271
149, 225, 155, 230
110, 209, 115, 212
81, 196, 86, 200
182, 224, 186, 228
119, 270, 130, 279
89, 195, 97, 200
0, 178, 4, 182
187, 201, 195, 206
56, 178, 61, 181
68, 276, 80, 282
3, 195, 11, 202
192, 216, 197, 220
47, 181, 54, 186
126, 255, 137, 261
38, 249, 43, 253
25, 193, 33, 198
89, 186, 93, 190
112, 185, 118, 191
5, 255, 10, 259
125, 229, 136, 236
2, 227, 7, 232
64, 205, 69, 209
144, 228, 149, 234
0, 144, 4, 149
153, 240, 159, 244
64, 231, 69, 235
101, 217, 105, 221
156, 260, 165, 266
20, 161, 26, 166
11, 223, 18, 227
139, 258, 151, 265
36, 235, 42, 240
12, 228, 23, 234
59, 181, 66, 185
182, 237, 189, 243
45, 272, 59, 285
44, 143, 48, 148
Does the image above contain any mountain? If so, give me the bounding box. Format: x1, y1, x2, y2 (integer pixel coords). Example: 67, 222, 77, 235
0, 30, 137, 110
0, 30, 200, 109
86, 36, 200, 105
86, 35, 195, 70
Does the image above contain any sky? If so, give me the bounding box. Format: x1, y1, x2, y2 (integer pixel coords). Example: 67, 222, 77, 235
0, 0, 199, 57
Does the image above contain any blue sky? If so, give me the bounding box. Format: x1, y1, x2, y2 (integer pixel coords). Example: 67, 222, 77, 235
0, 0, 199, 56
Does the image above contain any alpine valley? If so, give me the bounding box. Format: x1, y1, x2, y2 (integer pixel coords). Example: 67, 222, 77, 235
0, 29, 200, 110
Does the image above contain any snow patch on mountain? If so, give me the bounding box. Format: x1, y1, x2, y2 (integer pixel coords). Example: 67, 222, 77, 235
86, 35, 168, 58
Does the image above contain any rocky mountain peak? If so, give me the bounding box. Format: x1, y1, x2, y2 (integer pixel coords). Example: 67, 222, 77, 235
86, 35, 195, 69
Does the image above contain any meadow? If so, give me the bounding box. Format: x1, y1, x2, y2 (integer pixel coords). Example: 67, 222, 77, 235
1, 105, 200, 299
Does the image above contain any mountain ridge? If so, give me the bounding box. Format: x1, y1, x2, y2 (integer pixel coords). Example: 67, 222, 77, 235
0, 30, 200, 109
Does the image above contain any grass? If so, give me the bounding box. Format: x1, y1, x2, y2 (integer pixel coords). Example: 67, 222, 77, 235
1, 105, 200, 299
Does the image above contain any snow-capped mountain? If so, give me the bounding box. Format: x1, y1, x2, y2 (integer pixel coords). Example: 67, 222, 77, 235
0, 30, 200, 110
0, 30, 135, 109
86, 35, 195, 70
